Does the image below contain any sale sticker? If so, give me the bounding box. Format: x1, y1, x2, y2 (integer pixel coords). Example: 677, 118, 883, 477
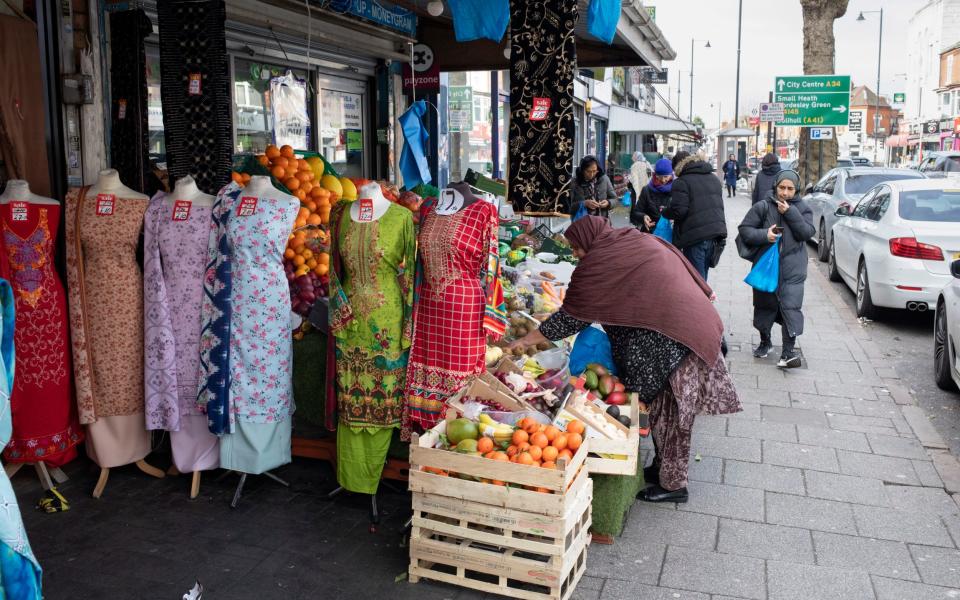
172, 200, 192, 221
237, 197, 258, 216
188, 73, 202, 96
10, 202, 28, 222
357, 198, 374, 222
530, 97, 551, 121
96, 194, 116, 216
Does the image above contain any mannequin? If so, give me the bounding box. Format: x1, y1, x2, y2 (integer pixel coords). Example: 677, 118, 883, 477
197, 176, 298, 505
0, 180, 81, 498
65, 169, 163, 498
349, 182, 392, 222
0, 180, 58, 205
144, 174, 218, 498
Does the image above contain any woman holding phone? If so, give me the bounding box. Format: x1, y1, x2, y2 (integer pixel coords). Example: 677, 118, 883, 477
737, 170, 815, 368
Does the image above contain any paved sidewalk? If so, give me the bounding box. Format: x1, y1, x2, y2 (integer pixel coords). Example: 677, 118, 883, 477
579, 194, 960, 599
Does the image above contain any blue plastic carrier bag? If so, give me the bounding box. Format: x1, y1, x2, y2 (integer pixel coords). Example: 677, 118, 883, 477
744, 240, 780, 293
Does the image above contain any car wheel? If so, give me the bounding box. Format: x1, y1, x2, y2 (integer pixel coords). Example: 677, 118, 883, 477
856, 260, 880, 320
827, 239, 842, 282
817, 220, 829, 262
935, 301, 958, 391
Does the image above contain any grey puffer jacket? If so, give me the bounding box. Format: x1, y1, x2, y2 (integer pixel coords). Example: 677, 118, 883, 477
737, 192, 816, 336
571, 173, 617, 219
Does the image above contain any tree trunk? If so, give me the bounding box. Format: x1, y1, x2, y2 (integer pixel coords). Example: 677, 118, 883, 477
798, 0, 849, 188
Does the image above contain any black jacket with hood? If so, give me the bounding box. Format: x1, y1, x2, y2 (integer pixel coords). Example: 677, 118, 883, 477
752, 161, 782, 204
662, 155, 727, 249
630, 183, 672, 230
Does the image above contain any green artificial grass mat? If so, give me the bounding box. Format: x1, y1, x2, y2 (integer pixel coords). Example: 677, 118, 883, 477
292, 330, 328, 426
589, 462, 646, 537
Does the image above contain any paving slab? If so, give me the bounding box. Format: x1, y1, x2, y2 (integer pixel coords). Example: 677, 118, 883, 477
691, 433, 762, 463
902, 405, 951, 450
693, 415, 728, 436
910, 545, 960, 588
850, 399, 906, 419
717, 518, 814, 564
932, 452, 960, 495
622, 503, 718, 550
758, 375, 818, 394
883, 486, 960, 517
659, 546, 766, 600
763, 440, 840, 472
735, 387, 791, 407
828, 413, 899, 435
598, 580, 710, 600
797, 425, 871, 452
689, 454, 724, 484
585, 539, 664, 583
804, 470, 889, 506
723, 460, 805, 495
727, 419, 798, 443
871, 576, 960, 600
813, 531, 920, 581
727, 402, 761, 420
766, 492, 857, 534
914, 460, 946, 488
761, 406, 830, 428
789, 392, 855, 414
838, 450, 922, 485
766, 560, 876, 600
852, 505, 955, 548
816, 381, 878, 400
867, 434, 930, 460
678, 481, 765, 522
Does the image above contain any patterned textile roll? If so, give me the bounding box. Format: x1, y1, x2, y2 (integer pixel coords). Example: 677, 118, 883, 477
108, 9, 152, 194
508, 0, 577, 214
157, 0, 232, 195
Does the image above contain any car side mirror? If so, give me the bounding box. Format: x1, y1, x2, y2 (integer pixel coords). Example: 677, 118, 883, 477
805, 184, 814, 195
952, 259, 960, 279
834, 204, 850, 217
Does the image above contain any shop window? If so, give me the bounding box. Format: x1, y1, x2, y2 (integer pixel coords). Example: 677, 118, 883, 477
442, 71, 495, 181
146, 46, 165, 166
318, 83, 366, 179
233, 58, 312, 154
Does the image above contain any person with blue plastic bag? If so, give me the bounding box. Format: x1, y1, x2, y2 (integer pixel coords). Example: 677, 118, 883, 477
737, 170, 815, 368
508, 217, 741, 504
630, 158, 674, 233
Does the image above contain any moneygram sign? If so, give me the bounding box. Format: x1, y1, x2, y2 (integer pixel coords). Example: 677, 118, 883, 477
773, 75, 851, 127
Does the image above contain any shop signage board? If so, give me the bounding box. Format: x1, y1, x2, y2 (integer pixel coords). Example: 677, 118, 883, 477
403, 43, 440, 94
325, 0, 418, 37
925, 120, 941, 134
759, 102, 785, 122
894, 92, 906, 104
773, 74, 851, 127
448, 86, 474, 133
848, 110, 863, 132
810, 127, 834, 140
639, 67, 668, 84
954, 117, 960, 134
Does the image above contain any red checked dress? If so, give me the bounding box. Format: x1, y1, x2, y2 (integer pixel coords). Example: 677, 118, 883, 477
404, 200, 503, 435
0, 202, 83, 466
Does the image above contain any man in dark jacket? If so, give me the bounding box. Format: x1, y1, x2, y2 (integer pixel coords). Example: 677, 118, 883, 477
721, 154, 740, 198
751, 153, 782, 204
662, 151, 727, 282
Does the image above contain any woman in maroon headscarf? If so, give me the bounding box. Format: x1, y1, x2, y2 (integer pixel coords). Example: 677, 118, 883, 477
509, 216, 741, 503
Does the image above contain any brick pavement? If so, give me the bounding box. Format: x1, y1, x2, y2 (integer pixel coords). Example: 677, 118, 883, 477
12, 193, 960, 599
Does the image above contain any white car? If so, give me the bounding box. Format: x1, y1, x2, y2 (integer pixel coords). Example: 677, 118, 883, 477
827, 179, 960, 319
935, 259, 960, 391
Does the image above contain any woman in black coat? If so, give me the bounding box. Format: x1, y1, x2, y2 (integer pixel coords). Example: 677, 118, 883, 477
571, 155, 617, 219
737, 170, 816, 368
630, 158, 674, 231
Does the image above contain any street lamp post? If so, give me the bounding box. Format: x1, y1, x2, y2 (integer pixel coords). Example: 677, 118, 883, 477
734, 0, 743, 131
711, 102, 722, 129
678, 70, 690, 122
858, 8, 884, 164
689, 38, 711, 122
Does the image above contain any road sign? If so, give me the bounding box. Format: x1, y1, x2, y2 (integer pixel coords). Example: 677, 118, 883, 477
848, 110, 863, 132
773, 74, 851, 127
893, 92, 906, 104
749, 117, 760, 126
759, 102, 785, 122
810, 127, 834, 140
448, 86, 473, 133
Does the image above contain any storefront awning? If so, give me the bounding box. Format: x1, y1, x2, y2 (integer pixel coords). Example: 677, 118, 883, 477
608, 105, 697, 134
886, 134, 910, 148
716, 127, 757, 138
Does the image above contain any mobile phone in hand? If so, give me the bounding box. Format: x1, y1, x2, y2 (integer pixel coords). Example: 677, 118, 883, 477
772, 226, 784, 234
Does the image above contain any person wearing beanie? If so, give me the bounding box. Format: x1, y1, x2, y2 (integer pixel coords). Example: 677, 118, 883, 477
722, 154, 740, 198
631, 158, 674, 231
751, 152, 782, 204
737, 169, 816, 368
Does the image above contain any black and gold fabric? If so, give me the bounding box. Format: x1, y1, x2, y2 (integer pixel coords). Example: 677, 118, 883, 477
109, 9, 152, 194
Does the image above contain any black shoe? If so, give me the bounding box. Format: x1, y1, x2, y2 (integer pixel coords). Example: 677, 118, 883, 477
640, 484, 689, 503
778, 350, 802, 369
643, 465, 660, 486
753, 342, 773, 358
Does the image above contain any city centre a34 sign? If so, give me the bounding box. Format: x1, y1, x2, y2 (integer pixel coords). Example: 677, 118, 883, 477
773, 75, 851, 127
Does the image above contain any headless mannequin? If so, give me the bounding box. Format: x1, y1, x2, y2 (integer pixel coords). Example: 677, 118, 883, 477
0, 182, 69, 492
87, 168, 149, 200
435, 181, 480, 215
350, 182, 392, 222
161, 175, 214, 498
82, 170, 162, 498
0, 180, 59, 205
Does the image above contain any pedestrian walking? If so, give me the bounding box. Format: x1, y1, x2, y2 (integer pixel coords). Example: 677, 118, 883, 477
662, 151, 727, 282
571, 155, 617, 219
507, 216, 741, 503
629, 151, 650, 191
737, 170, 816, 368
722, 154, 740, 198
630, 158, 673, 231
751, 152, 782, 204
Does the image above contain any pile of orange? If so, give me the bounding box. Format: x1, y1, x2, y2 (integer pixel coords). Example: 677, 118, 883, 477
260, 145, 335, 225
488, 418, 584, 471
230, 171, 251, 186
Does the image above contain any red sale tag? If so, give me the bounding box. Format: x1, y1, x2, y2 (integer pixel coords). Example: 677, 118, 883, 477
96, 194, 116, 216
530, 97, 551, 121
357, 198, 374, 222
172, 200, 192, 221
10, 202, 28, 222
188, 73, 202, 96
118, 99, 127, 120
237, 197, 258, 216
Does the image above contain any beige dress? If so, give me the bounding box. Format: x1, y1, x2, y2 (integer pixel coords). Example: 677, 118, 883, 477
65, 187, 151, 467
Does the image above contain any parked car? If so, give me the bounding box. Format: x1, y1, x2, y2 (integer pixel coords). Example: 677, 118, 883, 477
918, 151, 960, 178
849, 156, 873, 167
804, 167, 924, 261
934, 258, 960, 391
836, 158, 855, 168
827, 179, 960, 319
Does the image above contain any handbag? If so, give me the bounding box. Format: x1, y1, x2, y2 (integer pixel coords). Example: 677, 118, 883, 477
735, 200, 772, 261
744, 239, 780, 293
652, 216, 673, 243
710, 236, 727, 268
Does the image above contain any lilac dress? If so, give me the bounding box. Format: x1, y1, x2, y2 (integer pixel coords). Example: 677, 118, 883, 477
143, 193, 219, 472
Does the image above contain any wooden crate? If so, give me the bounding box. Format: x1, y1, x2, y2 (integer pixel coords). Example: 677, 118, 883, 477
408, 418, 593, 600
556, 392, 641, 477
446, 375, 543, 416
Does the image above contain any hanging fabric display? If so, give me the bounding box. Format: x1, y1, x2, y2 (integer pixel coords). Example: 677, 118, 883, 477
586, 0, 620, 44
447, 0, 510, 42
108, 9, 152, 195
399, 100, 432, 190
157, 0, 232, 195
508, 0, 577, 214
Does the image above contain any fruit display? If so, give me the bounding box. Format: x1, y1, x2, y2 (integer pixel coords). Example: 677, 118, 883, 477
581, 362, 627, 407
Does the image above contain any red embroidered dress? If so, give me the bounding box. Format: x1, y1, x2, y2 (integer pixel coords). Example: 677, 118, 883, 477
404, 200, 505, 434
0, 202, 82, 466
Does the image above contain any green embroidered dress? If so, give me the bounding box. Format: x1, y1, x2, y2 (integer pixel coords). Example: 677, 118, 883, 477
330, 204, 415, 494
